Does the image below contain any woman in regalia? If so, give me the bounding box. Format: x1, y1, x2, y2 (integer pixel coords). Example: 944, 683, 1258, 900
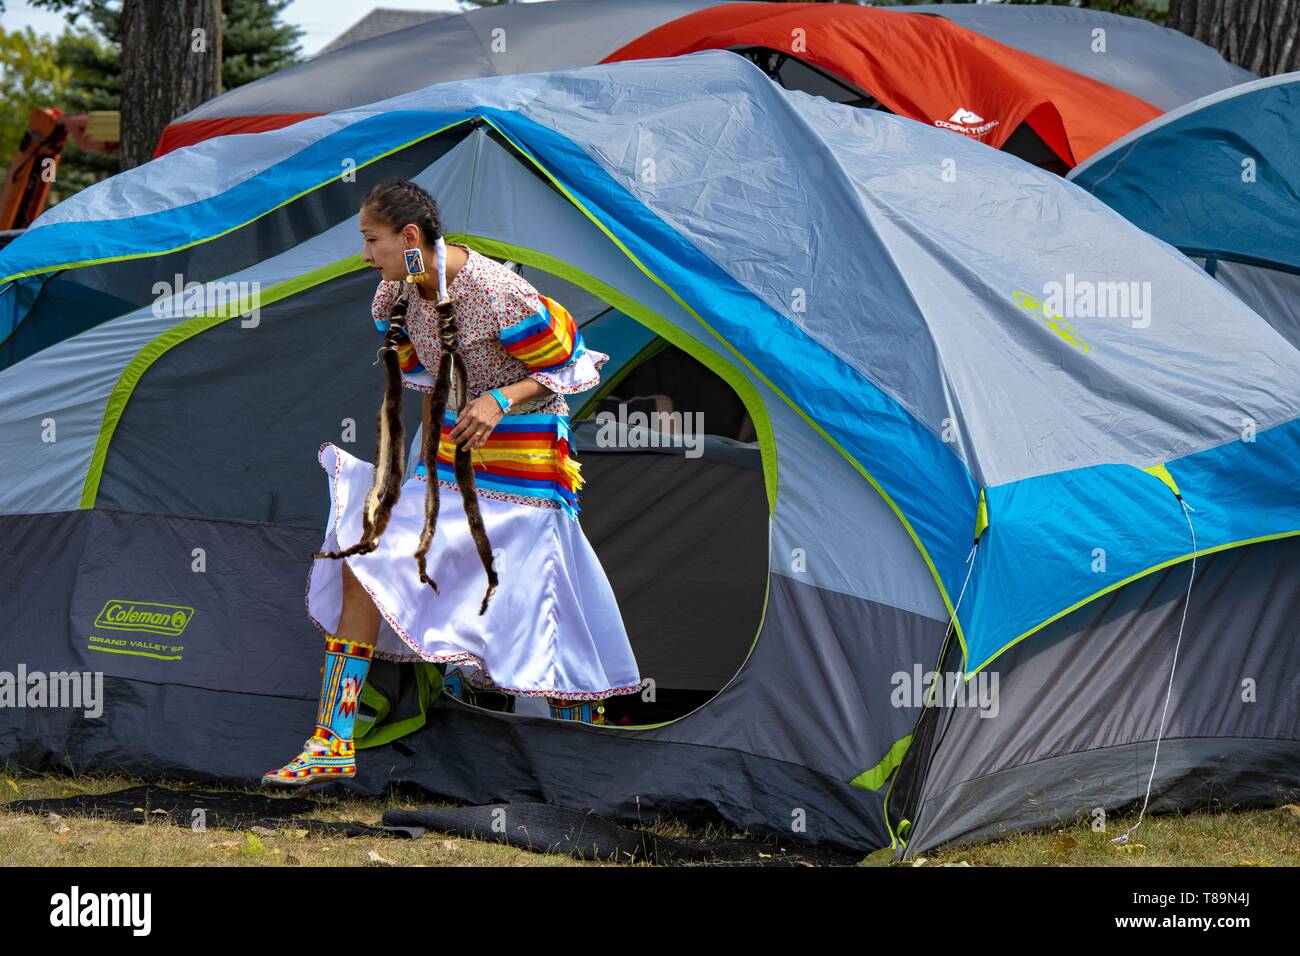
263, 177, 641, 786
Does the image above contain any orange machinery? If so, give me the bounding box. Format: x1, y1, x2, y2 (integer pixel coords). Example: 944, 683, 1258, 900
1, 107, 120, 232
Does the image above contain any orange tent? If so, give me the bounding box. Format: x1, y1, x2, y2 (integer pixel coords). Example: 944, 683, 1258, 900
602, 2, 1162, 168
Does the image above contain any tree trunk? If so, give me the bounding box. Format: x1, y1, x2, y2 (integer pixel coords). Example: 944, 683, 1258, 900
1167, 0, 1299, 76
120, 0, 222, 169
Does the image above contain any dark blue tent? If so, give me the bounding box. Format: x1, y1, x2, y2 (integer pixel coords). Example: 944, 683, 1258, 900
1070, 73, 1300, 348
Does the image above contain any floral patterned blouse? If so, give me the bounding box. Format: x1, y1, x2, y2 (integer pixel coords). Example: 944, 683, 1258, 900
371, 243, 609, 518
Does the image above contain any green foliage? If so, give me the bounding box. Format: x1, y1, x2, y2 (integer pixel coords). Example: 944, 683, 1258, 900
30, 0, 303, 90
29, 0, 118, 32
222, 0, 304, 89
51, 21, 119, 200
6, 0, 303, 203
0, 26, 73, 165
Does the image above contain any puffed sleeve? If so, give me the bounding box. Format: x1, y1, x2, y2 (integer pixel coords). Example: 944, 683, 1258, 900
496, 285, 608, 395
372, 278, 434, 390
371, 279, 402, 331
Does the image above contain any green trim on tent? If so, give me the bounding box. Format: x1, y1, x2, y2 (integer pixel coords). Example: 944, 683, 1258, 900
974, 489, 988, 541
474, 114, 967, 655
881, 609, 963, 846
79, 255, 370, 509
451, 233, 774, 734
1143, 462, 1182, 499
457, 232, 778, 514
0, 117, 476, 287
850, 733, 913, 791
965, 527, 1300, 681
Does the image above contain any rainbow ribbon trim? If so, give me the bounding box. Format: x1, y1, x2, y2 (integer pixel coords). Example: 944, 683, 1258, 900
414, 408, 585, 519
376, 293, 588, 383
372, 312, 427, 377
498, 294, 592, 376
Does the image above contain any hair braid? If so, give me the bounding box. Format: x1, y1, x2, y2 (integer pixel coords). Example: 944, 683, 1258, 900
314, 177, 498, 616
310, 291, 408, 560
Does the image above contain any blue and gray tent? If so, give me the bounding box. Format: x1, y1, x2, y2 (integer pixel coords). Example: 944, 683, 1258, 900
0, 51, 1297, 854
1070, 72, 1300, 351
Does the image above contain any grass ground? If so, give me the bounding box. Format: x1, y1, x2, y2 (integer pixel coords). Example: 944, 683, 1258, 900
917, 803, 1300, 867
0, 771, 734, 866
2, 771, 1297, 866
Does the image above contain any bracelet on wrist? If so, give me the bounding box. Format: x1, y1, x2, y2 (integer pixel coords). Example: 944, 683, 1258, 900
489, 388, 512, 413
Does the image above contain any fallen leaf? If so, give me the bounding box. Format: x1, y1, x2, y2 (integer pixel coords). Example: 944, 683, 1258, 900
239, 832, 266, 855
366, 850, 394, 866
1053, 836, 1079, 854
858, 847, 895, 867
4, 779, 18, 793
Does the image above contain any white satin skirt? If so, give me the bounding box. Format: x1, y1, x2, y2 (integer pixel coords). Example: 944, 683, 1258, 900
304, 441, 643, 700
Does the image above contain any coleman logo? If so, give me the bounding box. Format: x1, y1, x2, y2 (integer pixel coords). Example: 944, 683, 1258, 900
935, 106, 1000, 137
94, 600, 194, 637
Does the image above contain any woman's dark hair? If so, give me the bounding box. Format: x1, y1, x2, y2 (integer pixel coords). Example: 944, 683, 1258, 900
311, 177, 498, 616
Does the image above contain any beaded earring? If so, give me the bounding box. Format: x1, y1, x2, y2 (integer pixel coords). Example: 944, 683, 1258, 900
403, 245, 429, 284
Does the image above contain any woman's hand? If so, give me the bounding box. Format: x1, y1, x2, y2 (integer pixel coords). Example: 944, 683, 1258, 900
449, 393, 505, 450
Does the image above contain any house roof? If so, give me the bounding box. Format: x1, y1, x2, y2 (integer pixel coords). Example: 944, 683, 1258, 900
316, 7, 451, 57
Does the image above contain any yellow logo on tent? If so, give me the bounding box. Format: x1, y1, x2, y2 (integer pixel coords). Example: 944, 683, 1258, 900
93, 600, 194, 637
1012, 290, 1090, 353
